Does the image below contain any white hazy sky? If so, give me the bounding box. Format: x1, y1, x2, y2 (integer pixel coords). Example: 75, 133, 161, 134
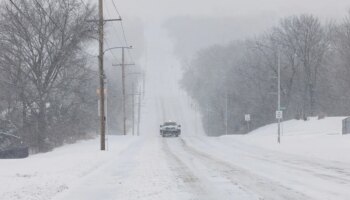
98, 0, 350, 67
107, 0, 350, 50
113, 0, 349, 21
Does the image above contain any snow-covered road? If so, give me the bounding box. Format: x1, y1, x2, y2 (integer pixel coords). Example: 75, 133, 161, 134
181, 136, 350, 200
48, 133, 350, 200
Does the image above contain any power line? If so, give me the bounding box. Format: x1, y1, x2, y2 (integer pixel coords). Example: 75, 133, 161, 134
42, 0, 120, 60
121, 22, 134, 62
120, 22, 131, 50
8, 0, 42, 33
32, 0, 65, 33
9, 0, 23, 14
110, 0, 135, 63
104, 37, 120, 63
9, 0, 66, 44
78, 1, 124, 65
12, 0, 128, 66
79, 0, 121, 63
104, 4, 124, 46
111, 0, 122, 18
79, 0, 89, 9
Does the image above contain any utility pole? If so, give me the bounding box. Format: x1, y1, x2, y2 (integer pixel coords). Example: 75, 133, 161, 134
112, 52, 134, 136
277, 50, 281, 144
194, 102, 198, 136
105, 80, 109, 151
127, 85, 141, 136
137, 86, 141, 136
247, 120, 250, 132
121, 47, 126, 136
98, 0, 105, 150
127, 72, 142, 136
131, 83, 135, 136
225, 91, 228, 135
96, 0, 121, 150
142, 71, 146, 98
207, 102, 210, 136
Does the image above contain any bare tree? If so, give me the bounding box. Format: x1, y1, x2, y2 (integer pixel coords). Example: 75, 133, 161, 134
273, 15, 330, 117
0, 0, 97, 151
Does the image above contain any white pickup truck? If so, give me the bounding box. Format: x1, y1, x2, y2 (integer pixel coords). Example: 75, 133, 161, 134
160, 121, 181, 137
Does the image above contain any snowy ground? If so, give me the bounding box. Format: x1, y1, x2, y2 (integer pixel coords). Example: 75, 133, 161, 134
2, 25, 350, 200
2, 118, 350, 200
183, 117, 350, 199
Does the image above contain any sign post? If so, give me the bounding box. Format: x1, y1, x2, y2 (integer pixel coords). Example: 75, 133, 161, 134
276, 110, 283, 143
245, 114, 251, 133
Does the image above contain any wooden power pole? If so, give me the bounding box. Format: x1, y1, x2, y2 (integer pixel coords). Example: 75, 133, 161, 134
131, 83, 135, 136
129, 86, 141, 137
96, 0, 121, 150
121, 47, 126, 135
137, 86, 141, 136
98, 0, 105, 150
113, 50, 134, 136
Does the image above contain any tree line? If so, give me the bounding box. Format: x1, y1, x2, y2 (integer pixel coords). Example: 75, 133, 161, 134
181, 13, 350, 136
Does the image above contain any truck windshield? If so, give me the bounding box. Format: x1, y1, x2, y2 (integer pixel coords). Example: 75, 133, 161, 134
164, 122, 176, 126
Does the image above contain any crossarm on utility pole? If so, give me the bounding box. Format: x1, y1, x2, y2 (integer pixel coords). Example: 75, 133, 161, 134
112, 64, 136, 67
86, 18, 122, 22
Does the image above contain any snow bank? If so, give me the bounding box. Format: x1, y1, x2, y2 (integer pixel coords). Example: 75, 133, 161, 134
0, 135, 139, 200
250, 117, 346, 136
216, 117, 350, 163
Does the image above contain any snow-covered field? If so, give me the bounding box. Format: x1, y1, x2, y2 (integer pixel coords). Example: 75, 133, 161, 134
2, 25, 350, 200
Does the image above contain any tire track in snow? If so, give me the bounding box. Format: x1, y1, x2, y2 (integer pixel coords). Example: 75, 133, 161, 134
176, 138, 312, 200
51, 138, 145, 200
192, 136, 350, 185
161, 138, 212, 200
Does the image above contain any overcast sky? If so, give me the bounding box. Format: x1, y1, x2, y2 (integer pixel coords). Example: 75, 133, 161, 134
113, 0, 349, 21
99, 0, 350, 68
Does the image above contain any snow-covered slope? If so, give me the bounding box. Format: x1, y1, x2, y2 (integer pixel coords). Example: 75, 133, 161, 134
250, 116, 345, 136
213, 117, 350, 163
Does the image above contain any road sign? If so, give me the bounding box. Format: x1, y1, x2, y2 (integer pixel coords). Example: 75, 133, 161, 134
276, 110, 283, 119
245, 114, 251, 121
